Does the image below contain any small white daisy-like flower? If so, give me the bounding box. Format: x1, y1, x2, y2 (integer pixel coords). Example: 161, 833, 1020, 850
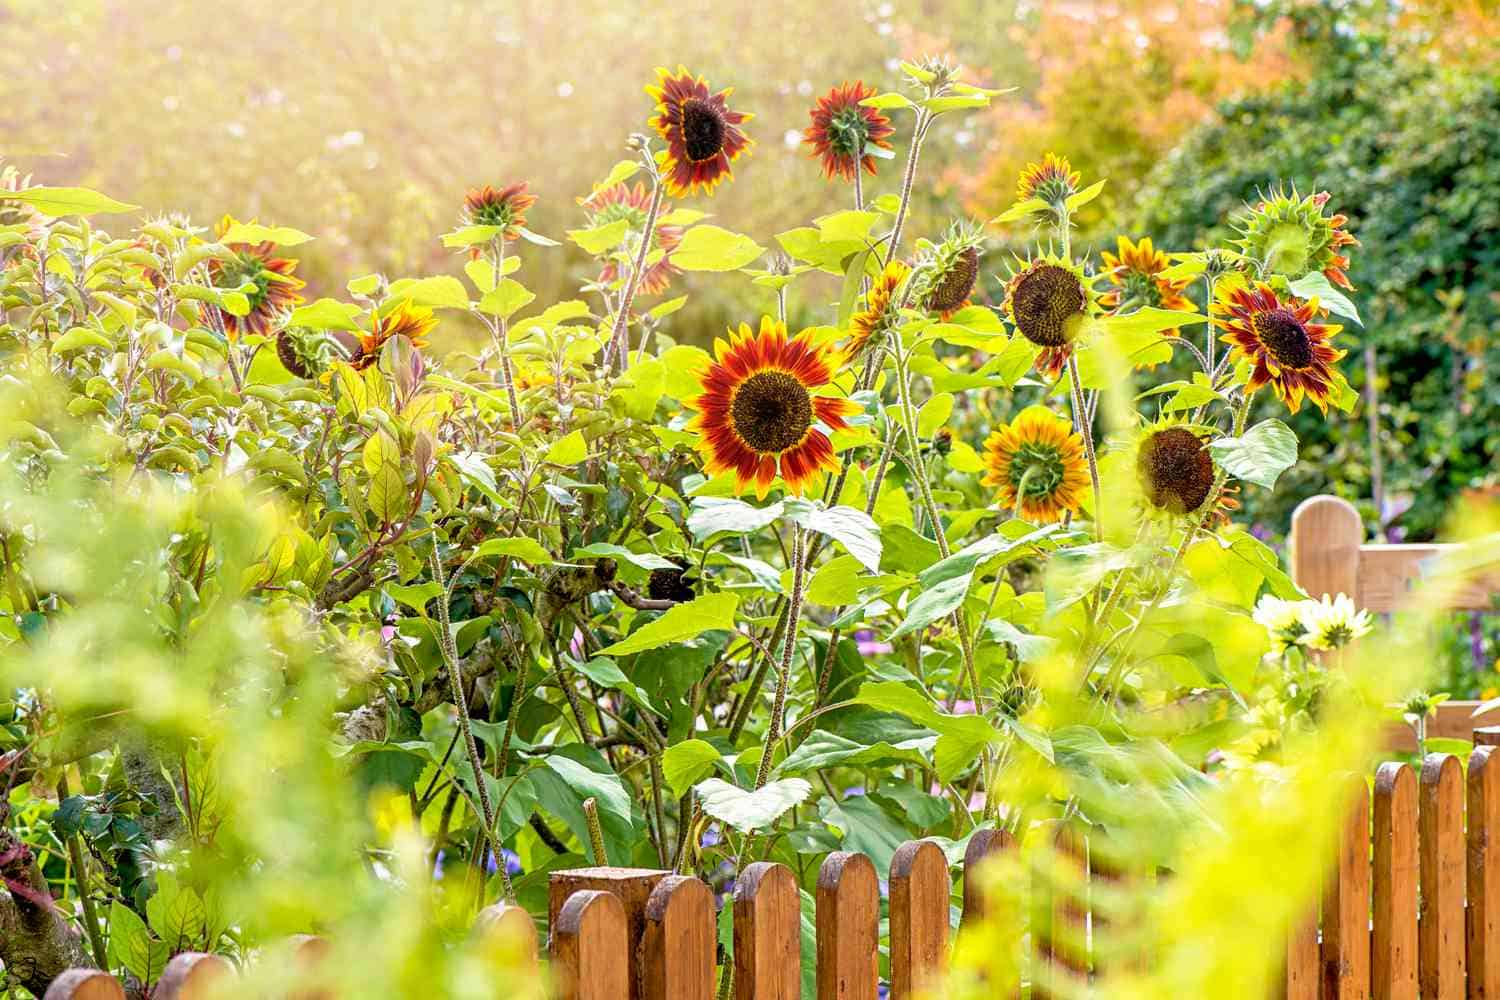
1253, 595, 1314, 654
1301, 593, 1373, 651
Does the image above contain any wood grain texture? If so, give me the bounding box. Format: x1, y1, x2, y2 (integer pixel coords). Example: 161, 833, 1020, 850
1355, 543, 1497, 612
42, 971, 125, 1000
154, 953, 233, 1000
960, 827, 1013, 927
733, 862, 801, 1000
1321, 776, 1370, 1000
1470, 746, 1500, 999
642, 875, 715, 1000
889, 840, 950, 1000
1420, 753, 1466, 1000
1372, 762, 1418, 1000
474, 901, 542, 995
1290, 494, 1363, 600
1476, 726, 1500, 749
549, 866, 669, 1000
553, 889, 631, 1000
1283, 913, 1320, 1000
816, 851, 879, 1000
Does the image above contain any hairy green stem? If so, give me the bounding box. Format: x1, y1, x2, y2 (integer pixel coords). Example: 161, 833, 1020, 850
605, 173, 664, 374
1067, 356, 1102, 539
755, 528, 806, 789
884, 113, 931, 266
490, 238, 522, 427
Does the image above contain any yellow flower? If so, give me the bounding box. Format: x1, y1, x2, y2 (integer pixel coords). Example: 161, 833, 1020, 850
980, 405, 1089, 524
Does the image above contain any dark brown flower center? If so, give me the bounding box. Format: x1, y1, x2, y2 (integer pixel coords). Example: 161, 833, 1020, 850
647, 566, 695, 603
681, 98, 727, 163
1137, 427, 1214, 515
1251, 308, 1314, 369
1011, 264, 1085, 348
731, 370, 812, 453
927, 246, 980, 313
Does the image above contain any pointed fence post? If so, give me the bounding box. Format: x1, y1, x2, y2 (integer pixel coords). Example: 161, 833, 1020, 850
733, 862, 800, 1000
642, 875, 715, 1000
1372, 762, 1417, 1000
816, 852, 879, 1000
889, 839, 949, 1000
155, 954, 233, 1000
1419, 753, 1465, 1000
552, 889, 631, 1000
550, 866, 670, 1000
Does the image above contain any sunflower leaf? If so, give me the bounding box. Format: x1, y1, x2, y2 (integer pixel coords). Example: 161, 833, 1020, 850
597, 592, 740, 656
989, 197, 1048, 224
673, 225, 765, 271
1209, 418, 1299, 489
861, 91, 915, 111
1064, 179, 1107, 211
1287, 271, 1362, 326
4, 186, 139, 217
567, 219, 630, 256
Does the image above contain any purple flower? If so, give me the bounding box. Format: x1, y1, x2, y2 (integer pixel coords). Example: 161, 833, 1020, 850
433, 849, 446, 881
854, 629, 893, 656
843, 786, 865, 799
951, 700, 976, 716
699, 825, 722, 849
1473, 614, 1487, 673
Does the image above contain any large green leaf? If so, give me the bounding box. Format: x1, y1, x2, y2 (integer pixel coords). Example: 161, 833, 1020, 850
1288, 271, 1361, 326
598, 592, 739, 656
1210, 418, 1298, 489
687, 497, 785, 540
5, 186, 139, 217
533, 748, 637, 864
695, 777, 811, 833
662, 739, 723, 797
672, 225, 765, 271
853, 681, 999, 781
777, 730, 936, 775
784, 500, 881, 572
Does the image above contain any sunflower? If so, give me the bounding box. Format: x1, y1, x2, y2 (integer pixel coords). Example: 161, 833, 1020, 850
1016, 153, 1081, 205
1213, 282, 1346, 414
583, 182, 683, 296
463, 183, 536, 242
846, 260, 909, 361
275, 327, 330, 380
1301, 594, 1373, 651
980, 406, 1089, 524
351, 300, 438, 371
1234, 187, 1358, 290
1133, 422, 1237, 522
802, 81, 895, 181
1003, 255, 1097, 378
918, 224, 985, 320
208, 215, 306, 340
1099, 236, 1193, 318
647, 66, 753, 198
685, 317, 859, 498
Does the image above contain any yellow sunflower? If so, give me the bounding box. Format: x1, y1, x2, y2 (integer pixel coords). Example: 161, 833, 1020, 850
1016, 153, 1081, 205
846, 260, 909, 361
208, 215, 306, 340
686, 317, 859, 498
981, 406, 1089, 524
647, 66, 753, 198
1003, 255, 1097, 378
1099, 237, 1193, 316
352, 300, 438, 371
1213, 282, 1345, 414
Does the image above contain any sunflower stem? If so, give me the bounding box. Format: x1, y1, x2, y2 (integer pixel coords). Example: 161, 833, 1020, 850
1066, 356, 1102, 540
605, 172, 665, 375
884, 112, 931, 267
755, 527, 805, 790
490, 237, 522, 428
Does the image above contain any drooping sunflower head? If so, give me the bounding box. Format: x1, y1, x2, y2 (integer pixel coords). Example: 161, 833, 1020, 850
582, 181, 684, 296
1016, 153, 1081, 206
1131, 421, 1237, 523
1233, 187, 1359, 290
647, 560, 696, 603
463, 183, 537, 242
846, 260, 910, 362
915, 223, 985, 320
1003, 254, 1097, 378
1213, 282, 1346, 414
647, 66, 753, 198
980, 405, 1089, 524
802, 80, 895, 182
275, 327, 331, 380
353, 300, 438, 371
1099, 235, 1193, 318
685, 317, 859, 498
209, 215, 307, 340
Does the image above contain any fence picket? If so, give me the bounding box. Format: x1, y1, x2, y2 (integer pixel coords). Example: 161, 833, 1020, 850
1469, 746, 1500, 998
474, 901, 542, 994
42, 971, 124, 1000
643, 875, 715, 1000
1283, 912, 1320, 1000
1372, 762, 1418, 1000
1033, 822, 1089, 1000
154, 953, 233, 1000
816, 851, 879, 1000
733, 862, 801, 1000
1420, 753, 1466, 1000
889, 839, 949, 1000
1321, 775, 1370, 1000
549, 868, 668, 1000
960, 827, 1013, 926
553, 889, 631, 1000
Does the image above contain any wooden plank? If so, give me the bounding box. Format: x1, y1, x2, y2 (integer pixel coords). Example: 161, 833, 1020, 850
1283, 913, 1320, 1000
889, 839, 950, 1000
1089, 831, 1151, 977
286, 935, 332, 1000
1033, 823, 1089, 1000
643, 875, 715, 1000
1356, 543, 1497, 613
816, 851, 879, 1000
1372, 762, 1418, 1000
1382, 703, 1500, 752
1290, 495, 1363, 599
474, 901, 542, 994
733, 862, 800, 1000
553, 889, 631, 1000
1321, 775, 1370, 1000
1420, 753, 1466, 1000
1469, 746, 1500, 998
1476, 726, 1500, 748
960, 827, 1013, 927
549, 866, 669, 1000
42, 971, 124, 1000
155, 954, 233, 1000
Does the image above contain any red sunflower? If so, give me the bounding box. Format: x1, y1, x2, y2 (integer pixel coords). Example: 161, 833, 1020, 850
647, 66, 753, 198
351, 300, 438, 371
463, 183, 537, 242
209, 215, 306, 340
583, 181, 683, 296
802, 81, 895, 181
1213, 283, 1346, 414
686, 317, 859, 498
